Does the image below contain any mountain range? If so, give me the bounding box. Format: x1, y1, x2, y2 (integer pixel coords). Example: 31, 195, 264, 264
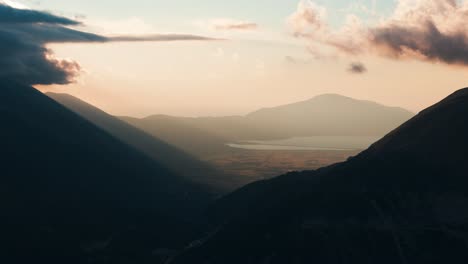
122, 94, 414, 158
172, 88, 468, 263
3, 83, 464, 264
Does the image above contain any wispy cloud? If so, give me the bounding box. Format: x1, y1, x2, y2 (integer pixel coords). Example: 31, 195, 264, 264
0, 3, 217, 86
109, 34, 218, 42
289, 0, 468, 67
214, 22, 258, 31
284, 56, 314, 65
199, 18, 259, 31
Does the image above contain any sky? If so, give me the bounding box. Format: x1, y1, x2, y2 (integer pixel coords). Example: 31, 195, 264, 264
6, 0, 468, 117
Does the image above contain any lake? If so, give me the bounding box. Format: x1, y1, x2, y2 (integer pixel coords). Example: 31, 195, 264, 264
227, 136, 381, 151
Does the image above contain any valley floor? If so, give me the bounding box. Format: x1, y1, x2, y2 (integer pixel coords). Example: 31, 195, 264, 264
203, 148, 359, 183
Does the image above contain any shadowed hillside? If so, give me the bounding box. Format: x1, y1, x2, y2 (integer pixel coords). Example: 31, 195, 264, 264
121, 114, 230, 158
47, 92, 241, 191
172, 88, 468, 264
0, 82, 212, 264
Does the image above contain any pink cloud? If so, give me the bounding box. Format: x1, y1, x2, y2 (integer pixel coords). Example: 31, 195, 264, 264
289, 0, 468, 66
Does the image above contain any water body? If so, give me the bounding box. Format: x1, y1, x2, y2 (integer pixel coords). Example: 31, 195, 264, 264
227, 136, 381, 151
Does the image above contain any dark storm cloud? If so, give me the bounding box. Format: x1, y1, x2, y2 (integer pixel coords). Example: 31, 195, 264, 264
0, 3, 216, 86
371, 21, 468, 66
6, 23, 107, 43
0, 30, 78, 85
348, 62, 367, 74
0, 3, 92, 85
0, 3, 79, 25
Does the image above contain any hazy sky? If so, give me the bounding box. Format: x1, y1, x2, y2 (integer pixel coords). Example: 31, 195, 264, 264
15, 0, 468, 117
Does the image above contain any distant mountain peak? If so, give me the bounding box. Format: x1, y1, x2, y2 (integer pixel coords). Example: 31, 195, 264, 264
250, 93, 412, 113
311, 93, 353, 100
308, 93, 385, 106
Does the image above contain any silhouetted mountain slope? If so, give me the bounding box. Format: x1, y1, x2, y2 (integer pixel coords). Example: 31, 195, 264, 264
47, 92, 239, 191
121, 114, 230, 158
125, 95, 413, 156
173, 88, 468, 264
0, 82, 212, 264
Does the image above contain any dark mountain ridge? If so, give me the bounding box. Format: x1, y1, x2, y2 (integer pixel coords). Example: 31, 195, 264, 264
172, 88, 468, 264
0, 82, 212, 264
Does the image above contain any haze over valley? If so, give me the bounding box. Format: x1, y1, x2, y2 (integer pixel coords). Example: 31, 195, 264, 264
50, 92, 413, 183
